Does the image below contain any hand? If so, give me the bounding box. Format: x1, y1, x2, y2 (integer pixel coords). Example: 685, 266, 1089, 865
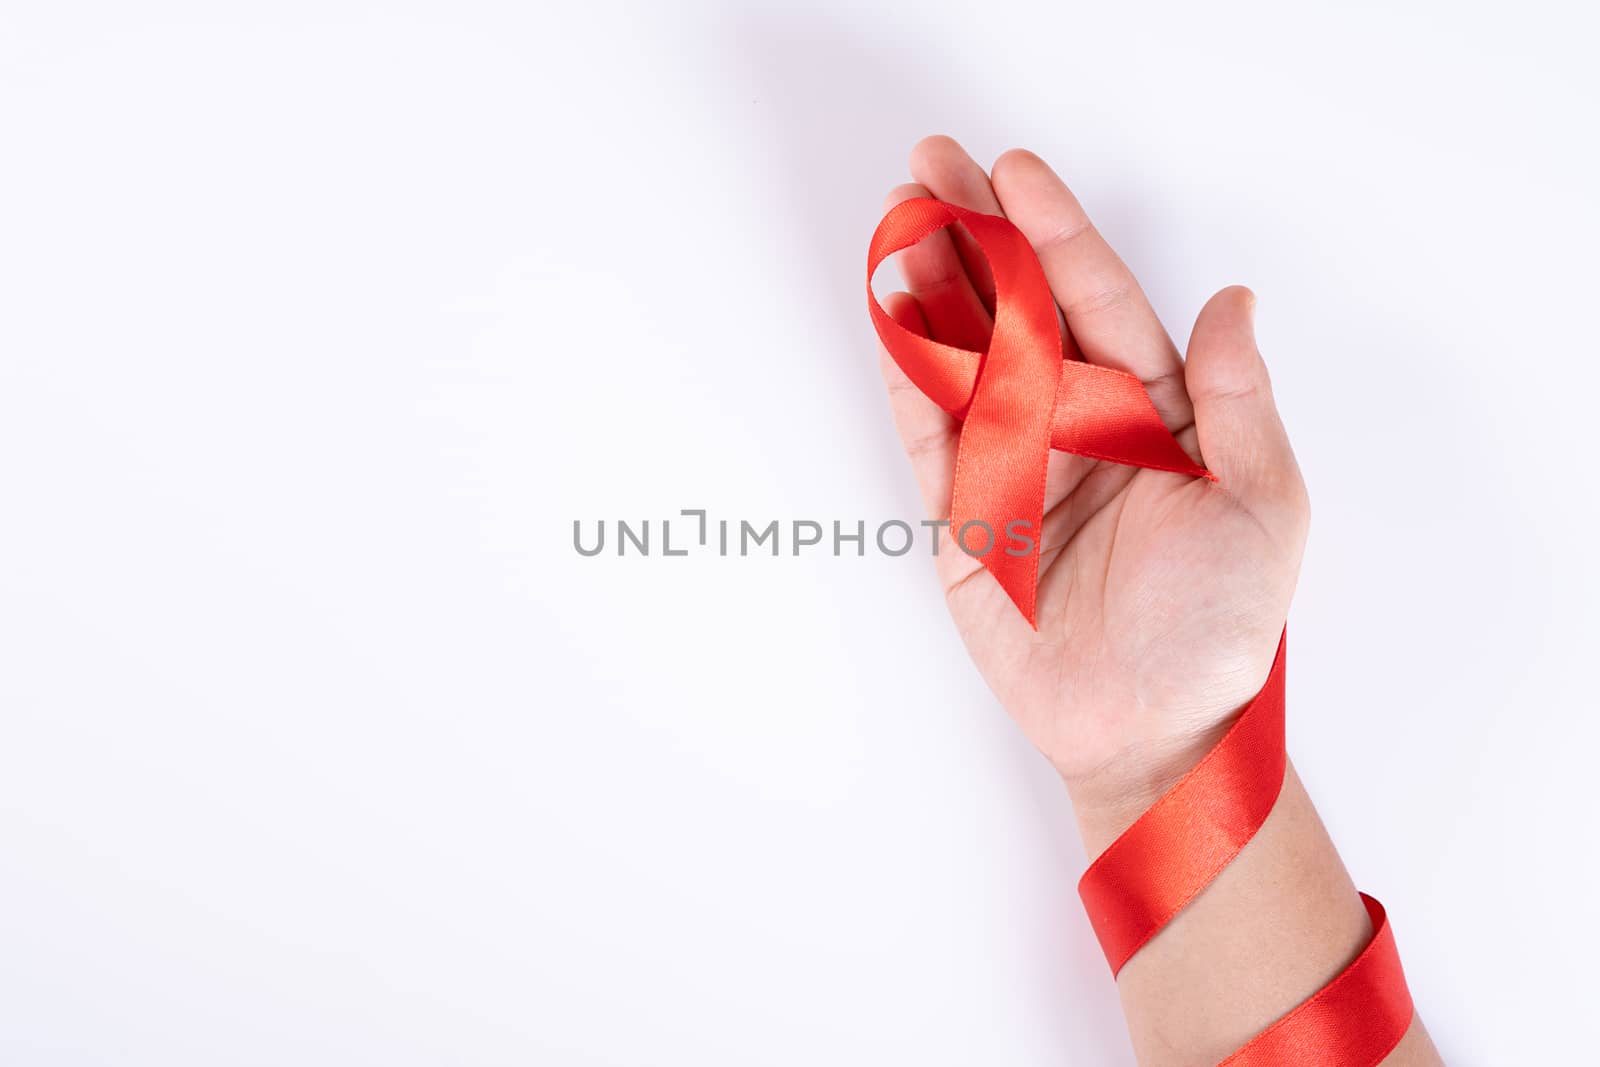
878, 137, 1311, 850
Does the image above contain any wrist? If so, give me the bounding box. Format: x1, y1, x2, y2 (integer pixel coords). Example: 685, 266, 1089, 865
1059, 715, 1237, 857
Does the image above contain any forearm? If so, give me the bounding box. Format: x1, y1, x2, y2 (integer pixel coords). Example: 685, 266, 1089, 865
1070, 762, 1443, 1066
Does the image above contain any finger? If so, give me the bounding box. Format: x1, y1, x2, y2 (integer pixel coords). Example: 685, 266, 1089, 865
883, 182, 993, 353
909, 137, 1083, 361
878, 291, 958, 520
909, 135, 1003, 311
988, 149, 1192, 429
1185, 287, 1309, 530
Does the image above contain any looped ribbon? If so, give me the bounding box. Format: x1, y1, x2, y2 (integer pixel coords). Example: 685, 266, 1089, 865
867, 201, 1415, 1064
867, 196, 1214, 628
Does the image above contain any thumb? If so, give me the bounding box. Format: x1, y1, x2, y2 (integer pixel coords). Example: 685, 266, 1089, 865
1184, 287, 1309, 525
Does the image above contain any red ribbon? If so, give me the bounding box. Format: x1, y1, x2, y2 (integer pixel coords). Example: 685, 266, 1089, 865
867, 202, 1415, 1064
1080, 637, 1414, 1064
867, 197, 1213, 627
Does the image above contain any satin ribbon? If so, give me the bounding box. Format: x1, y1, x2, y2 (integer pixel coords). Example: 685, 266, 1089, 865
867, 197, 1213, 627
867, 201, 1414, 1064
1080, 637, 1414, 1064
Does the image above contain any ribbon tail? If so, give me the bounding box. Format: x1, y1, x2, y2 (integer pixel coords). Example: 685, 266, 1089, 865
1051, 361, 1215, 480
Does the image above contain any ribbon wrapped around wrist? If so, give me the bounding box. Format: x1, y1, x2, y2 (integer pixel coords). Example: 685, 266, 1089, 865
1080, 636, 1414, 1064
867, 201, 1415, 1064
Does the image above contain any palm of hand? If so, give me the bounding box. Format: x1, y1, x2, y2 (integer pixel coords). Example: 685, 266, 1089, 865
879, 139, 1308, 805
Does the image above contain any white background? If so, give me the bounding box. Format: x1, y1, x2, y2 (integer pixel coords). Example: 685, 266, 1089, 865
2, 2, 1596, 1063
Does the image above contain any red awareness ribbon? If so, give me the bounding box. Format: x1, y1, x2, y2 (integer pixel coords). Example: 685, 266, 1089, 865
867, 196, 1213, 628
867, 202, 1415, 1064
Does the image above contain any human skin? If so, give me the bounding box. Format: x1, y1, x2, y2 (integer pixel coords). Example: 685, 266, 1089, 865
875, 136, 1444, 1065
